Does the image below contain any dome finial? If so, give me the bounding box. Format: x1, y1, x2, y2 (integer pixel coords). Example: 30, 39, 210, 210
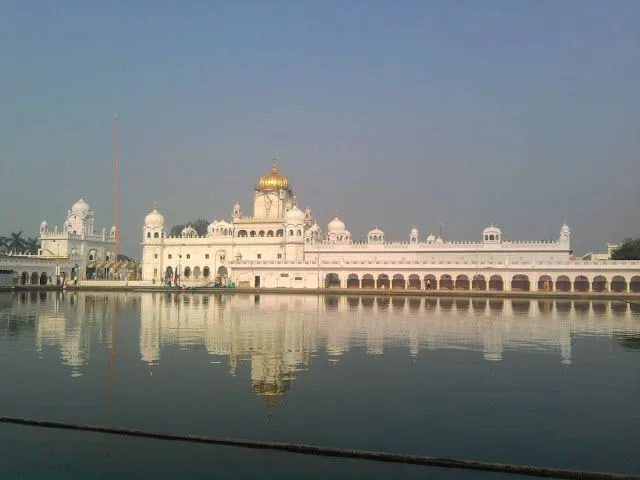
153, 200, 158, 210
272, 153, 277, 170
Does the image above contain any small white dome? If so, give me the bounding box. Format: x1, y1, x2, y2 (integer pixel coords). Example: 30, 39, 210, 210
435, 237, 444, 244
144, 207, 165, 228
40, 220, 48, 228
328, 216, 346, 233
181, 226, 197, 238
482, 224, 502, 243
410, 226, 419, 236
71, 199, 91, 215
426, 234, 436, 243
286, 205, 305, 223
560, 223, 570, 233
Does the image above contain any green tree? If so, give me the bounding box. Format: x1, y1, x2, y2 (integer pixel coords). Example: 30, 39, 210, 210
169, 218, 210, 237
7, 231, 26, 253
24, 237, 40, 255
611, 238, 640, 260
0, 236, 7, 253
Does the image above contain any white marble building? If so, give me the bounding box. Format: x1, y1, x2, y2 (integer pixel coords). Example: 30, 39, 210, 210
40, 199, 116, 280
142, 159, 640, 293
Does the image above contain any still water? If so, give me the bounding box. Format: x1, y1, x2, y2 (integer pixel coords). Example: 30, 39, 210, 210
0, 291, 639, 479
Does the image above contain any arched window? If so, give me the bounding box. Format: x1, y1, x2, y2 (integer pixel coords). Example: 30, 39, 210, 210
154, 232, 159, 238
184, 266, 191, 278
297, 229, 302, 236
267, 230, 274, 237
289, 230, 294, 236
89, 254, 94, 261
276, 229, 284, 237
203, 266, 210, 278
259, 230, 265, 237
490, 234, 495, 240
147, 232, 151, 238
250, 231, 256, 237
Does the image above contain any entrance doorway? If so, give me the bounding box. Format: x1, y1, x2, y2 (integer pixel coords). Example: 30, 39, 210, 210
254, 276, 261, 288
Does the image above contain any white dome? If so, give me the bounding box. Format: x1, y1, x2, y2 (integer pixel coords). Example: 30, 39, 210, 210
285, 205, 305, 223
560, 223, 570, 234
328, 216, 346, 233
181, 226, 197, 237
40, 220, 48, 228
71, 199, 91, 215
482, 224, 502, 241
144, 208, 165, 228
426, 234, 436, 243
435, 237, 444, 244
410, 226, 419, 236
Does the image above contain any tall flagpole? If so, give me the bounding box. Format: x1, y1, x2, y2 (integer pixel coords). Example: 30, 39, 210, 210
114, 113, 119, 263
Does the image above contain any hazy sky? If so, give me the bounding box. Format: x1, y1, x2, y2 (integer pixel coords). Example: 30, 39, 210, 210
1, 1, 638, 258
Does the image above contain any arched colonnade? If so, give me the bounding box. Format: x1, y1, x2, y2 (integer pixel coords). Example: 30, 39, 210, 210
324, 272, 640, 293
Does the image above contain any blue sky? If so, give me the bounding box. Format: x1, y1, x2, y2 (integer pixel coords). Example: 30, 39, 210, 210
1, 1, 638, 257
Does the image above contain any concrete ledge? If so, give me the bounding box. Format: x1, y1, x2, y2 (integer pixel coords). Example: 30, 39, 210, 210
56, 284, 640, 301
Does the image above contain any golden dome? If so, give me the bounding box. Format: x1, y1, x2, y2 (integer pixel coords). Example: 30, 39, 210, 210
258, 157, 289, 191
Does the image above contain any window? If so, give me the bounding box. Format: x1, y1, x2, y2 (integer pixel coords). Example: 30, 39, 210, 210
154, 254, 158, 259
277, 253, 282, 259
205, 254, 209, 259
154, 232, 159, 238
168, 254, 172, 259
257, 254, 262, 259
147, 232, 151, 238
154, 268, 157, 277
89, 254, 94, 261
186, 254, 190, 259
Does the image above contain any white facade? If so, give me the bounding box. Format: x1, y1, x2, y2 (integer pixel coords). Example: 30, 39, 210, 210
141, 160, 640, 293
39, 199, 116, 279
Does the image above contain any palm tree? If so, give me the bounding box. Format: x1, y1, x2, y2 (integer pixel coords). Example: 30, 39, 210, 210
7, 231, 26, 253
0, 236, 8, 253
24, 237, 40, 255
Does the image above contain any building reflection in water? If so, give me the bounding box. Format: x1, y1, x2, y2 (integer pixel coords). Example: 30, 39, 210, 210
3, 292, 640, 399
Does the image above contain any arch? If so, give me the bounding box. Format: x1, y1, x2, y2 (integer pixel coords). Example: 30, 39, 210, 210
288, 229, 294, 236
154, 232, 160, 238
511, 274, 530, 292
325, 273, 340, 288
258, 230, 265, 237
193, 266, 201, 279
488, 275, 504, 291
183, 266, 191, 278
361, 274, 375, 289
455, 274, 470, 290
556, 275, 571, 292
146, 232, 151, 238
424, 274, 437, 290
376, 274, 390, 289
165, 266, 173, 278
238, 230, 248, 237
408, 274, 421, 289
346, 274, 360, 289
538, 275, 553, 292
439, 274, 453, 290
267, 230, 274, 237
276, 229, 284, 237
391, 274, 405, 289
40, 272, 48, 285
631, 276, 640, 293
30, 272, 39, 285
217, 266, 229, 278
574, 275, 590, 293
203, 266, 210, 278
472, 274, 486, 291
610, 275, 627, 293
297, 229, 302, 236
592, 275, 607, 293
249, 231, 256, 237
